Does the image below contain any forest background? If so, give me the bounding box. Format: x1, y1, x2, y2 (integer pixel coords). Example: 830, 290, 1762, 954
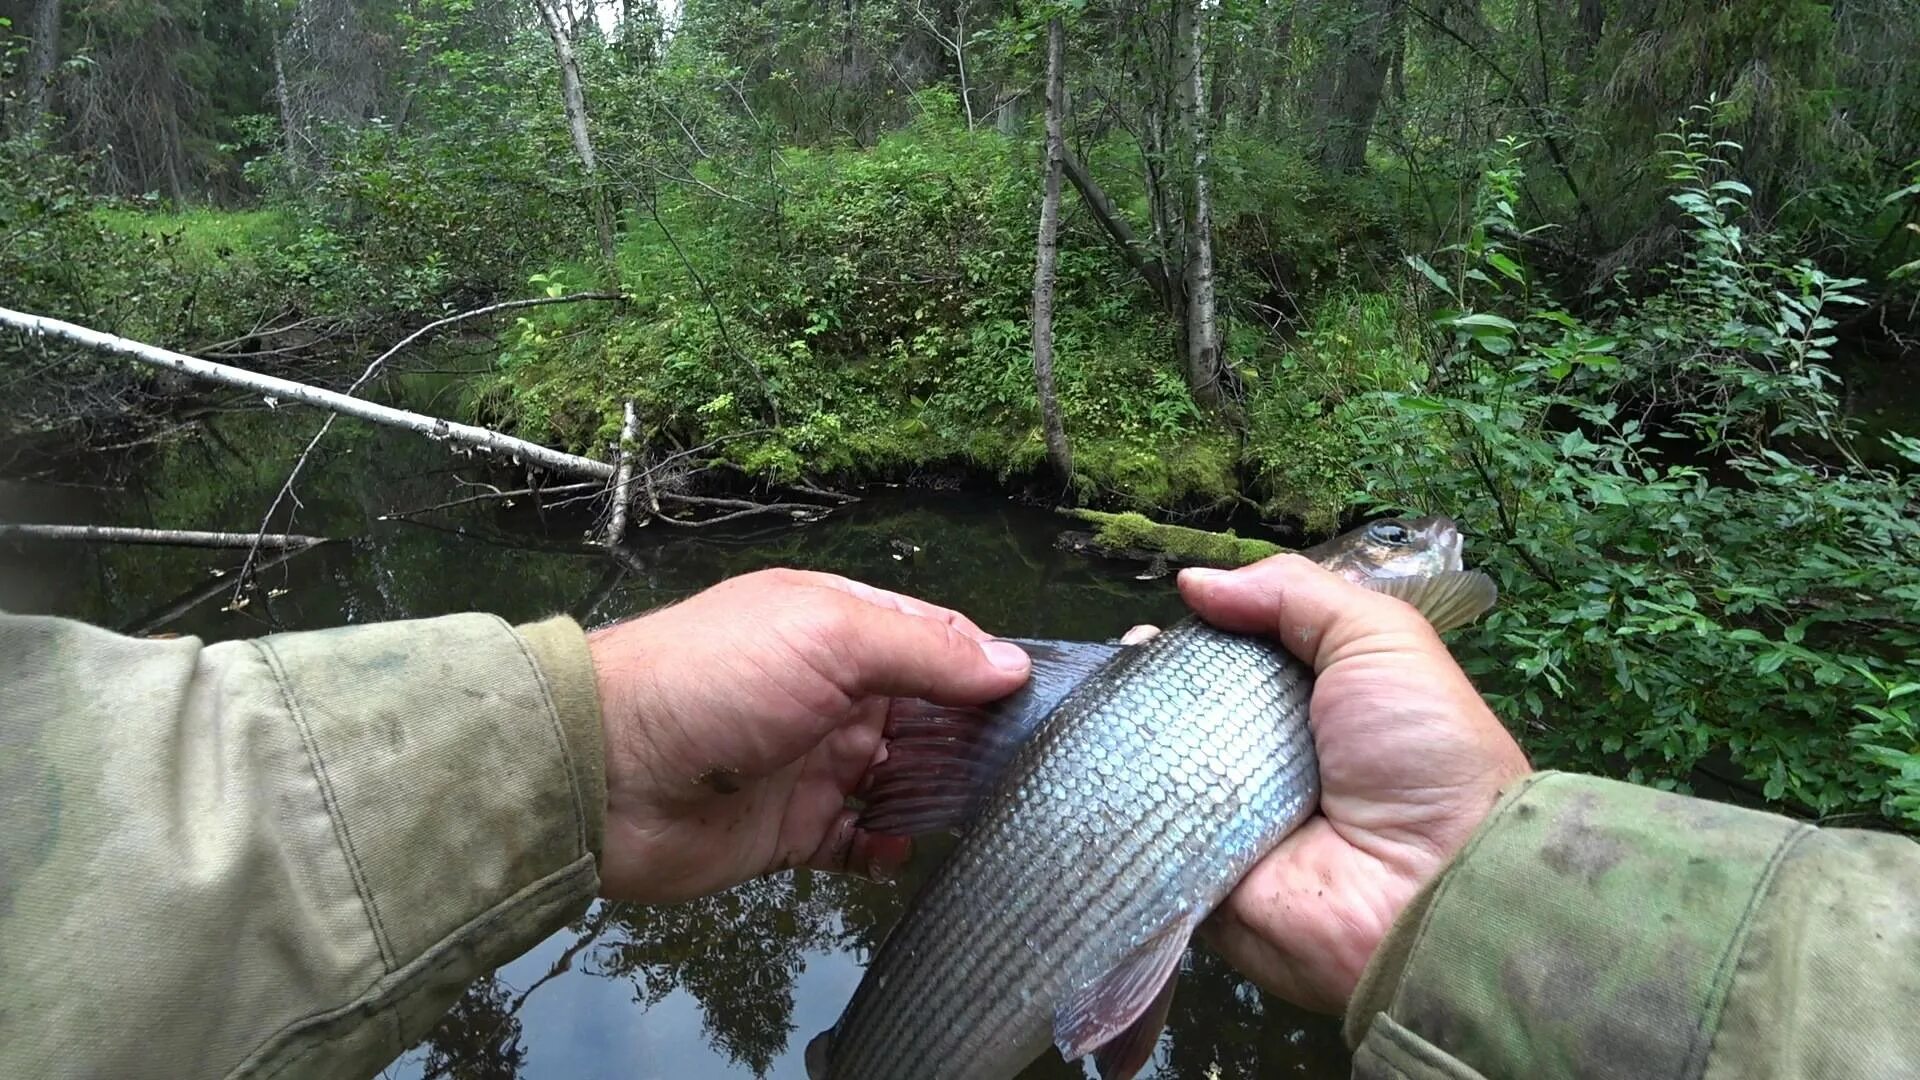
3, 0, 1919, 830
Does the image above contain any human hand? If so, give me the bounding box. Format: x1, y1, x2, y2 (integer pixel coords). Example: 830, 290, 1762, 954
1178, 556, 1531, 1013
585, 569, 1031, 904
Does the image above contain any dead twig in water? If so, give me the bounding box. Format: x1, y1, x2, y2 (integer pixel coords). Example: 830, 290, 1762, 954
377, 481, 602, 520
231, 291, 624, 599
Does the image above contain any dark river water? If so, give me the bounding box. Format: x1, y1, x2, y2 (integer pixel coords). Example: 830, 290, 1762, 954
0, 399, 1351, 1078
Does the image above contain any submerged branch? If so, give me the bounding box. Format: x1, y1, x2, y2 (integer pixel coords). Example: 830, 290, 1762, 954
0, 524, 326, 549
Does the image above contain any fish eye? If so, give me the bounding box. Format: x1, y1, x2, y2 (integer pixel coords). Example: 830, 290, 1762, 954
1367, 520, 1413, 546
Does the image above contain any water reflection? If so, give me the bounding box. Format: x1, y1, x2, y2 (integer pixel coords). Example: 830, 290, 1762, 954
3, 411, 1351, 1079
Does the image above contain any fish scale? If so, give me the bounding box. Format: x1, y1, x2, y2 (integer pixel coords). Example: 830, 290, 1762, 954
825, 621, 1318, 1079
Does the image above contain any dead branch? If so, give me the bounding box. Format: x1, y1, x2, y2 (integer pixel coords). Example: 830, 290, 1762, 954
602, 401, 639, 546
231, 290, 624, 591
0, 524, 327, 549
119, 544, 319, 636
0, 307, 617, 480
655, 501, 829, 528
376, 481, 603, 520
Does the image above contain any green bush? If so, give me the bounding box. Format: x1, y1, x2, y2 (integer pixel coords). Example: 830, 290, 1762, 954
1364, 121, 1920, 828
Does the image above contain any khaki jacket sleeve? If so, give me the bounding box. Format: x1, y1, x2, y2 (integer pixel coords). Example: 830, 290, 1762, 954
1344, 771, 1920, 1080
0, 612, 607, 1079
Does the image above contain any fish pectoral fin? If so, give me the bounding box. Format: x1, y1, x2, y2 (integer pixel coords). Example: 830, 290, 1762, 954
858, 639, 1124, 836
1053, 917, 1192, 1079
1365, 569, 1499, 633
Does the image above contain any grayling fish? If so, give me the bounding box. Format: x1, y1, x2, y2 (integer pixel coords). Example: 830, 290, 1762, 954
808, 517, 1495, 1080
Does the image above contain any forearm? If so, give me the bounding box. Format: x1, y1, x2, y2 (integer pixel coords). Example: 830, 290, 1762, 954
1345, 772, 1920, 1079
0, 612, 607, 1079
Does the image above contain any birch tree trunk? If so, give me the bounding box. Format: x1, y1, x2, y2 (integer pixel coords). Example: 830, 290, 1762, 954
21, 0, 62, 133
1174, 0, 1228, 413
1029, 17, 1073, 487
532, 0, 616, 269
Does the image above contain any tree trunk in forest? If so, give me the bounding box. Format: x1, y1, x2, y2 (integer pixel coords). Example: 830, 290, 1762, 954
1318, 0, 1403, 173
1174, 0, 1228, 413
21, 0, 61, 133
272, 25, 299, 166
532, 0, 617, 271
1029, 17, 1073, 488
1572, 0, 1605, 68
1062, 147, 1173, 306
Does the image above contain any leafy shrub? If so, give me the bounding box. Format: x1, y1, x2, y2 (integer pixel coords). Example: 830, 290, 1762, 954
1365, 119, 1920, 827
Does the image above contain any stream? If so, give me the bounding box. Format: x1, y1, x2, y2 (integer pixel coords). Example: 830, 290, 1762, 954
0, 398, 1351, 1079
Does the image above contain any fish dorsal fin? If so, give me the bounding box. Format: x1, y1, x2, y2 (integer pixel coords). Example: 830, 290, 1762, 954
1364, 569, 1499, 633
1054, 916, 1192, 1078
857, 639, 1123, 836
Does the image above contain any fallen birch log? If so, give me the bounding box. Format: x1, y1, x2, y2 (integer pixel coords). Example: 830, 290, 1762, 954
0, 524, 327, 549
0, 307, 615, 481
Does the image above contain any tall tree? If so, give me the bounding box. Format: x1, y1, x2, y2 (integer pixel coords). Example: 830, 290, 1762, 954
1317, 0, 1403, 173
20, 0, 60, 133
531, 0, 615, 269
1174, 0, 1224, 412
1030, 14, 1073, 487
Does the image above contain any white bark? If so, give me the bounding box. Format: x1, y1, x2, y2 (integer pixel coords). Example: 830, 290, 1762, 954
532, 0, 615, 265
0, 306, 616, 480
1176, 0, 1225, 410
0, 525, 325, 549
1030, 18, 1073, 486
602, 401, 639, 546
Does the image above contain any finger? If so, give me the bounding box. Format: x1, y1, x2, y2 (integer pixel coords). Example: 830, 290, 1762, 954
1119, 624, 1160, 646
800, 571, 995, 641
1177, 555, 1439, 670
812, 592, 1032, 703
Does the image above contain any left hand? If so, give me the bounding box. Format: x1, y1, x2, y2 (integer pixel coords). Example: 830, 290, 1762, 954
586, 568, 1033, 904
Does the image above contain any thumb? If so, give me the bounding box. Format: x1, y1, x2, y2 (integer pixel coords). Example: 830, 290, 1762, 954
1177, 555, 1441, 671
818, 593, 1032, 704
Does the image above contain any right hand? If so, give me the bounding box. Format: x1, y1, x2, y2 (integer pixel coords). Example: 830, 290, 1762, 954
1178, 556, 1532, 1014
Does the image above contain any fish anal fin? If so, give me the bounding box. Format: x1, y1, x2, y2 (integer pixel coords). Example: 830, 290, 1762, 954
1053, 917, 1192, 1073
1091, 962, 1177, 1080
1365, 570, 1499, 633
858, 640, 1123, 837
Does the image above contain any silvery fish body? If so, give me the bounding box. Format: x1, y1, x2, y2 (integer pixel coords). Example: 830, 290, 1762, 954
811, 516, 1493, 1080
820, 620, 1315, 1079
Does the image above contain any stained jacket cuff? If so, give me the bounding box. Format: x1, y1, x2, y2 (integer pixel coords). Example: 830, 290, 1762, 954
514, 614, 608, 864
250, 613, 608, 1045
1343, 771, 1804, 1080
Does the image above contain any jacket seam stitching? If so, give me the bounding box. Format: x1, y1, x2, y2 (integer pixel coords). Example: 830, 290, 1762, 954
238, 856, 597, 1080
491, 614, 591, 856
1680, 821, 1811, 1080
252, 637, 399, 972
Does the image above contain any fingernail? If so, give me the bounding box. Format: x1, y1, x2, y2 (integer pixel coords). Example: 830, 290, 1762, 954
1181, 568, 1228, 585
983, 639, 1031, 673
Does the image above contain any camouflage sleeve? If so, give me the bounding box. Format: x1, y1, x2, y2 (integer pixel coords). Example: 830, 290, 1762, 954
0, 612, 606, 1079
1343, 771, 1920, 1080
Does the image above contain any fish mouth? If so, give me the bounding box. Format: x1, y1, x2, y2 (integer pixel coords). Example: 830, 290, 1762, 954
1426, 517, 1465, 571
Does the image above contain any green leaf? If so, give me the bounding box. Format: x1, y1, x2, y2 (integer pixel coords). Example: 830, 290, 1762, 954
1486, 252, 1527, 284
1451, 312, 1518, 333
1405, 255, 1456, 299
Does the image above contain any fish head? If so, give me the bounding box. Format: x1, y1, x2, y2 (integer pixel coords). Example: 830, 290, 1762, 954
1301, 515, 1466, 583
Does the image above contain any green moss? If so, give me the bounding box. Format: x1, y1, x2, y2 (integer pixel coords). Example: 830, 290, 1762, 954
1067, 509, 1283, 567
